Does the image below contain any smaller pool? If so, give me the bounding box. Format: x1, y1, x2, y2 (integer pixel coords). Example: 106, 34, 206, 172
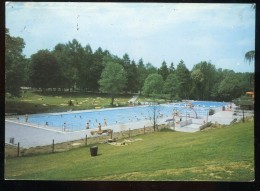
11, 101, 228, 132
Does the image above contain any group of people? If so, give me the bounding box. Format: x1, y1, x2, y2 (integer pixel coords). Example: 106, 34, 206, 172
85, 118, 107, 131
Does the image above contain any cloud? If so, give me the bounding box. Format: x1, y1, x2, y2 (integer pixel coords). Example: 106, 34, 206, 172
5, 2, 255, 72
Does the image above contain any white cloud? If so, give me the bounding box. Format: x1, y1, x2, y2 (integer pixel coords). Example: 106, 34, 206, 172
5, 2, 255, 72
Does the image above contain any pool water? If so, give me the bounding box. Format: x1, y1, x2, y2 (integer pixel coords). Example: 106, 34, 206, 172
15, 101, 228, 131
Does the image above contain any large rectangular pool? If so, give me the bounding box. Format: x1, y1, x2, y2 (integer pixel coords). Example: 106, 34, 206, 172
8, 101, 228, 132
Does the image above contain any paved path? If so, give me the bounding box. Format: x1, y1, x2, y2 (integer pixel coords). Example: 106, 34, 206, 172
5, 121, 88, 148
173, 109, 245, 133
5, 118, 154, 149
128, 95, 139, 103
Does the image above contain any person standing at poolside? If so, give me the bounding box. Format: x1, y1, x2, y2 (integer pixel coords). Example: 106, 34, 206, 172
104, 118, 107, 126
25, 114, 29, 122
63, 122, 66, 131
86, 122, 90, 129
98, 123, 102, 131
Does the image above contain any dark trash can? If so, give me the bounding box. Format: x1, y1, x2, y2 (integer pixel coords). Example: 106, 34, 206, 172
222, 106, 225, 111
9, 137, 14, 144
90, 146, 98, 156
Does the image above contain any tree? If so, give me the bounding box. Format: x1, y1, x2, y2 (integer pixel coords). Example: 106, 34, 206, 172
169, 62, 175, 74
122, 53, 130, 64
85, 44, 93, 54
244, 4, 255, 65
190, 69, 204, 100
192, 61, 217, 100
218, 73, 242, 101
142, 73, 164, 132
175, 60, 191, 99
124, 60, 138, 93
136, 58, 147, 93
142, 74, 164, 97
99, 62, 127, 106
67, 39, 86, 90
245, 50, 255, 64
79, 45, 105, 92
163, 73, 178, 101
53, 43, 73, 91
148, 102, 160, 132
5, 28, 27, 96
30, 50, 62, 92
158, 61, 169, 80
145, 62, 157, 77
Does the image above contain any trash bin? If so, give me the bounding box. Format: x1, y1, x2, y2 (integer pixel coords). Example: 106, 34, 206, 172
222, 106, 225, 111
90, 146, 98, 156
9, 137, 14, 144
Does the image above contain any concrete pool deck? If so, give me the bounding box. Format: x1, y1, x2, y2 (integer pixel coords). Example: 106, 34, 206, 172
5, 109, 251, 148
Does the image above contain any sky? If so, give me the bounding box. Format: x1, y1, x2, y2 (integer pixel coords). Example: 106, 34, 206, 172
5, 2, 255, 73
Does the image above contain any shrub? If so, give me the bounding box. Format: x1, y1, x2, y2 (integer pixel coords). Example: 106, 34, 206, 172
68, 100, 73, 106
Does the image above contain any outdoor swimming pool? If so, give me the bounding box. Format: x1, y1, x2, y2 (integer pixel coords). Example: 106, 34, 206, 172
10, 101, 228, 132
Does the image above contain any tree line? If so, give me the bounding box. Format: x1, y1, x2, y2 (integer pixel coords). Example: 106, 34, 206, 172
5, 28, 253, 103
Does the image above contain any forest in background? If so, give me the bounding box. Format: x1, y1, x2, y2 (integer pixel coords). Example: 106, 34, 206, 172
5, 28, 254, 102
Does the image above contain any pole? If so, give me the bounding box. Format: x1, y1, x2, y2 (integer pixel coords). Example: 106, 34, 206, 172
207, 110, 208, 123
129, 128, 130, 138
52, 139, 54, 153
17, 142, 20, 157
110, 130, 113, 139
144, 126, 145, 135
85, 135, 88, 146
243, 109, 245, 123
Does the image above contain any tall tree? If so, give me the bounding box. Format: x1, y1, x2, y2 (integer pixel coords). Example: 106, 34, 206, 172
5, 28, 27, 96
244, 4, 255, 65
158, 61, 169, 80
145, 62, 157, 76
53, 43, 73, 91
190, 69, 204, 100
175, 60, 191, 99
163, 73, 178, 101
124, 60, 138, 93
169, 62, 175, 74
136, 58, 147, 93
30, 50, 61, 92
192, 61, 217, 100
99, 62, 127, 106
67, 39, 86, 90
245, 51, 255, 64
85, 44, 93, 54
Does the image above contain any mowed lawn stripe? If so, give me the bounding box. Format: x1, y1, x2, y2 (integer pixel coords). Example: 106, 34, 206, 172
5, 121, 254, 180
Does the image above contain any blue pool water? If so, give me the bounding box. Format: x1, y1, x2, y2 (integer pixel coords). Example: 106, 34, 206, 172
15, 101, 228, 131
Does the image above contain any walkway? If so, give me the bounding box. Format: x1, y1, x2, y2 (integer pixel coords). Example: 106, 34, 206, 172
128, 95, 139, 103
173, 109, 246, 133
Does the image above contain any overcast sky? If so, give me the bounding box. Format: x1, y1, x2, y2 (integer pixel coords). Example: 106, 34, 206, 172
6, 2, 255, 73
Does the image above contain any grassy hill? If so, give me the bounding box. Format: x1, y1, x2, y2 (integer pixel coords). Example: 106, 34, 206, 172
5, 90, 132, 114
5, 121, 254, 181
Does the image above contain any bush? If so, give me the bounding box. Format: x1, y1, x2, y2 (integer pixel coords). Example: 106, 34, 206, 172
68, 100, 73, 106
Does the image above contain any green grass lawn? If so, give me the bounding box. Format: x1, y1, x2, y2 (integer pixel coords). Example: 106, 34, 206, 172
5, 90, 132, 114
5, 121, 254, 181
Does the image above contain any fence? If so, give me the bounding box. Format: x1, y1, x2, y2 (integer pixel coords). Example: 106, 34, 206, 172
5, 125, 167, 158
